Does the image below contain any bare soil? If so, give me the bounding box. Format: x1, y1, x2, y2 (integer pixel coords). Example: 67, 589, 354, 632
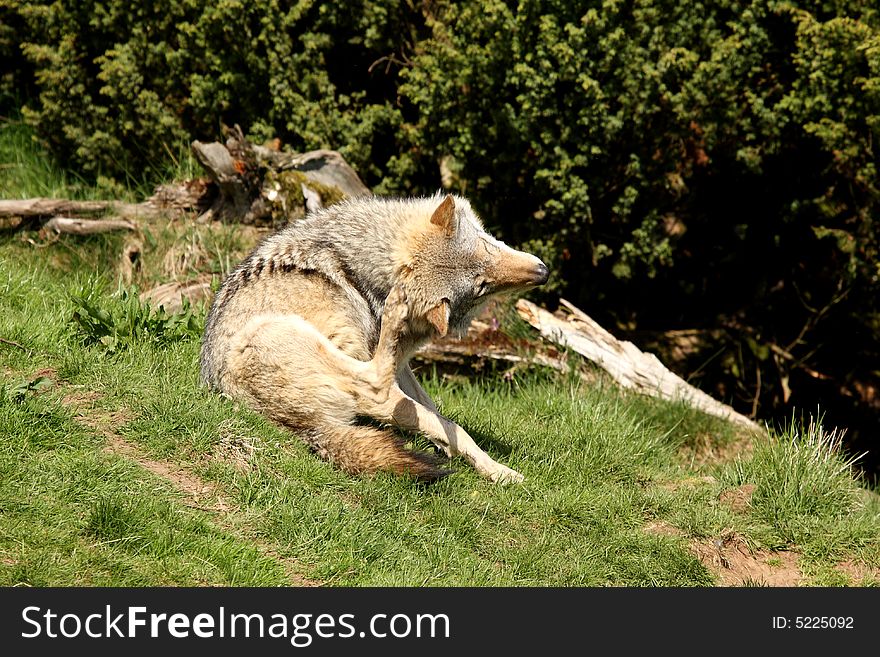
690, 533, 802, 587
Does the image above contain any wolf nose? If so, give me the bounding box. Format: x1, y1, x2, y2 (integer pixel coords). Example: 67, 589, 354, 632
534, 261, 550, 285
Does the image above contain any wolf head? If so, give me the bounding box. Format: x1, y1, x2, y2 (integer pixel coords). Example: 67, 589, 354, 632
400, 194, 549, 338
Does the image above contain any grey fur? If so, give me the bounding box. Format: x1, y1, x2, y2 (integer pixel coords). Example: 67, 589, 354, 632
200, 194, 548, 482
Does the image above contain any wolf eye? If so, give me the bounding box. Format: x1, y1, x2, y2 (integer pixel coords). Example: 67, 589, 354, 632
474, 279, 490, 296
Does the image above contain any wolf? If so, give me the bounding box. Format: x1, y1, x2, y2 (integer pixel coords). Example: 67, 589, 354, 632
200, 194, 549, 483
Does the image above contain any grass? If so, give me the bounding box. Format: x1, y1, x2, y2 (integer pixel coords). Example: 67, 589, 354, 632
1, 117, 878, 587
0, 112, 201, 201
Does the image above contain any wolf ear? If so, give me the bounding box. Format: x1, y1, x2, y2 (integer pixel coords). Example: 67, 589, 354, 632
430, 195, 457, 237
426, 299, 450, 337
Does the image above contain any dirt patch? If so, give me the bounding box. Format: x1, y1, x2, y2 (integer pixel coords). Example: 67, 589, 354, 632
691, 532, 802, 586
62, 391, 321, 585
32, 367, 58, 380
209, 419, 259, 471
103, 434, 231, 513
835, 559, 880, 585
64, 390, 231, 512
261, 548, 322, 588
643, 521, 802, 587
72, 403, 135, 438
644, 520, 686, 538
102, 434, 321, 586
61, 389, 102, 408
655, 475, 717, 493
719, 484, 757, 514
679, 431, 754, 468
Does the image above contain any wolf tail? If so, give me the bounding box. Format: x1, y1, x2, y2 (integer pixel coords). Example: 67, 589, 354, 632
305, 425, 451, 482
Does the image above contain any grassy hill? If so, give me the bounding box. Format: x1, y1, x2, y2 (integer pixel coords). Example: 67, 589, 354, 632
1, 118, 878, 587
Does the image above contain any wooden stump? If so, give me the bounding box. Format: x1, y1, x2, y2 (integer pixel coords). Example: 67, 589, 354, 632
191, 125, 370, 225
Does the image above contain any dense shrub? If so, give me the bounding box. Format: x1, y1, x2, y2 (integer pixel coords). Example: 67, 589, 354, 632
2, 1, 428, 182
4, 0, 880, 470
398, 1, 880, 458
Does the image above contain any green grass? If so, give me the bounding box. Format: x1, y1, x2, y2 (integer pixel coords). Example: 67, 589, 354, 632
1, 118, 878, 587
0, 112, 200, 201
720, 421, 878, 560
2, 232, 878, 587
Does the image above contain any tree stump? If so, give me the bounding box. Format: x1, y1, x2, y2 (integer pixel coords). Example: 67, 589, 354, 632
191, 125, 370, 226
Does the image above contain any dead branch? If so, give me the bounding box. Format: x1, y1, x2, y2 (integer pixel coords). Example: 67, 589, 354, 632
0, 337, 30, 353
43, 217, 137, 235
516, 298, 764, 432
0, 198, 164, 221
412, 311, 588, 381
416, 338, 576, 376
0, 198, 110, 218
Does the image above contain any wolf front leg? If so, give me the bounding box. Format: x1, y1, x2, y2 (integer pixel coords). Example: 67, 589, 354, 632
378, 387, 524, 484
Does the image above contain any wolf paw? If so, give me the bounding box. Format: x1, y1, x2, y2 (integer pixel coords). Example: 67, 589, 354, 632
488, 465, 524, 485
383, 284, 410, 326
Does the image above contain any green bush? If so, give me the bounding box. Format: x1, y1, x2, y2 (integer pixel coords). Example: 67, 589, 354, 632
4, 0, 421, 182
4, 0, 880, 464
397, 1, 880, 458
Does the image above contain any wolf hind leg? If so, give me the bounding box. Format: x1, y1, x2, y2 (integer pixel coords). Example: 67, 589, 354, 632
227, 314, 448, 480
372, 386, 524, 484
354, 282, 412, 403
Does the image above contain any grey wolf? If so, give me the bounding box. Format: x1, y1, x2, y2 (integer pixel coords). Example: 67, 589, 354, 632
200, 194, 549, 483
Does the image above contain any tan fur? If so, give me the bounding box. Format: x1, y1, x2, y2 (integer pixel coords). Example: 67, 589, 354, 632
430, 195, 457, 236
200, 194, 548, 482
425, 301, 450, 337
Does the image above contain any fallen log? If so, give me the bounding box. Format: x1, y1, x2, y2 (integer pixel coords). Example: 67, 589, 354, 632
0, 198, 163, 221
2, 127, 367, 231
412, 305, 588, 379
43, 217, 137, 235
416, 336, 576, 377
0, 198, 109, 217
140, 277, 214, 314
254, 148, 371, 199
516, 298, 763, 432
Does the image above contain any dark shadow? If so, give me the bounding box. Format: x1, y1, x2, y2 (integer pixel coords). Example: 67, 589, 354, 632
454, 422, 515, 458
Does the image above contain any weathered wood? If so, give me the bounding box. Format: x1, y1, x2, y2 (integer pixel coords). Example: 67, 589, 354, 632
140, 277, 213, 314
516, 298, 763, 432
0, 198, 110, 217
191, 138, 258, 224
148, 178, 213, 211
43, 217, 137, 235
412, 311, 588, 380
255, 147, 371, 198
190, 126, 370, 225
2, 129, 367, 230
416, 338, 575, 376
0, 198, 166, 223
